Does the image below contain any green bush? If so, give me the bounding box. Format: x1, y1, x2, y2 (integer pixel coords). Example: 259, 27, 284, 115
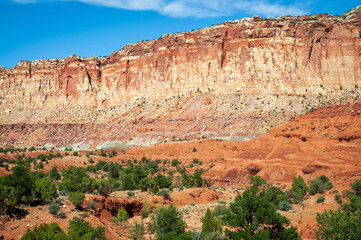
285, 188, 294, 199
68, 218, 108, 239
153, 204, 187, 240
309, 175, 333, 195
203, 232, 225, 240
317, 195, 325, 203
292, 176, 308, 210
265, 186, 288, 206
171, 159, 181, 167
34, 177, 58, 203
69, 192, 85, 209
49, 167, 61, 181
156, 189, 169, 196
152, 185, 159, 194
88, 200, 97, 209
222, 185, 300, 239
324, 181, 333, 191
127, 191, 135, 197
72, 151, 78, 156
202, 208, 222, 236
58, 166, 95, 195
316, 181, 361, 239
214, 204, 228, 219
48, 201, 60, 215
351, 179, 361, 196
249, 175, 267, 186
22, 222, 68, 240
278, 201, 292, 211
117, 207, 129, 222
128, 221, 145, 240
335, 193, 342, 204
140, 200, 151, 218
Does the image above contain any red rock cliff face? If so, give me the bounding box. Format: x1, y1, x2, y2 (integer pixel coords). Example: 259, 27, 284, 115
1, 8, 360, 110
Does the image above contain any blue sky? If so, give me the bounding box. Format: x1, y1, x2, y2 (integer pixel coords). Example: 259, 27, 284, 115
1, 0, 360, 68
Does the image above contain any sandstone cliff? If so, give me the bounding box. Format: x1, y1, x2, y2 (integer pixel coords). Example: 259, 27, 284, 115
0, 6, 360, 148
1, 7, 360, 110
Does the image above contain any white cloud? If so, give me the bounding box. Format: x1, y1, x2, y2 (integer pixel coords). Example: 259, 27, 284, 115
12, 0, 308, 18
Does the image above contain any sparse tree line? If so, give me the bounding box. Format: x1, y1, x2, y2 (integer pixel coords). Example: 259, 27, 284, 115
0, 149, 360, 239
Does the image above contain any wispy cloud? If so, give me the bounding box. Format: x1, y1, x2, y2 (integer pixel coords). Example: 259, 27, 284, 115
12, 0, 309, 18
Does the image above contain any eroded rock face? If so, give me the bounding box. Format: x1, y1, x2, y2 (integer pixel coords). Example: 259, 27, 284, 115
0, 7, 360, 147
1, 8, 360, 110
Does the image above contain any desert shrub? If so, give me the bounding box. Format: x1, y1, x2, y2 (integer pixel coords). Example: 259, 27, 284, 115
309, 175, 333, 195
58, 212, 67, 218
128, 221, 145, 240
21, 222, 68, 240
203, 232, 225, 240
49, 201, 60, 215
351, 179, 361, 196
202, 208, 222, 237
68, 218, 108, 239
97, 178, 120, 196
58, 166, 95, 195
117, 207, 129, 222
214, 204, 228, 219
152, 185, 159, 194
292, 176, 308, 210
139, 177, 154, 191
285, 188, 294, 199
88, 200, 97, 209
278, 201, 293, 211
317, 195, 325, 203
140, 200, 151, 218
222, 185, 300, 239
335, 193, 342, 204
156, 189, 169, 196
127, 191, 135, 197
72, 151, 78, 156
316, 180, 361, 239
153, 204, 187, 240
49, 167, 61, 181
265, 186, 288, 206
324, 181, 333, 191
80, 211, 90, 218
0, 165, 35, 210
171, 159, 181, 167
69, 192, 85, 209
99, 149, 107, 157
193, 158, 202, 165
182, 169, 206, 188
154, 174, 172, 189
34, 177, 58, 203
249, 175, 267, 186
35, 162, 44, 169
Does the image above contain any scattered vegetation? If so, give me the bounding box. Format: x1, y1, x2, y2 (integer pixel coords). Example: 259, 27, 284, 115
222, 185, 300, 239
22, 218, 108, 240
316, 180, 361, 239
